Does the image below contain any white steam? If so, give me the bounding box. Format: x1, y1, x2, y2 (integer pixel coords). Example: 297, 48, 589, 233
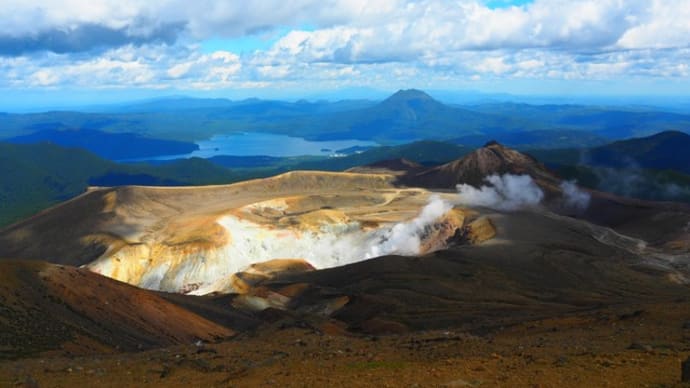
455, 174, 544, 211
559, 180, 590, 212
364, 195, 453, 259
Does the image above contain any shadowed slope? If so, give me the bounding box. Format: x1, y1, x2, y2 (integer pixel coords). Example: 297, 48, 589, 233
267, 210, 690, 334
586, 130, 690, 174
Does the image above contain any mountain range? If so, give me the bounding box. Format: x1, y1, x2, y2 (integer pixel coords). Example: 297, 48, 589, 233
2, 90, 689, 148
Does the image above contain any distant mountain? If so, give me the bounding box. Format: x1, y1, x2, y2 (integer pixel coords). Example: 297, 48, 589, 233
7, 129, 198, 160
526, 131, 690, 203
452, 129, 608, 149
530, 131, 690, 173
110, 96, 239, 112
379, 89, 446, 112
3, 91, 690, 147
108, 95, 377, 115
310, 89, 514, 141
585, 131, 690, 174
466, 103, 690, 139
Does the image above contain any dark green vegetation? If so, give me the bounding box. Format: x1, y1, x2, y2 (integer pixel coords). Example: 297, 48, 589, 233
288, 141, 469, 170
530, 131, 690, 203
452, 129, 608, 149
7, 129, 198, 160
585, 130, 690, 174
0, 142, 240, 227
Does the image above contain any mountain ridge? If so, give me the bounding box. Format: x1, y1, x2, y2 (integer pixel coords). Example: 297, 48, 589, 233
402, 141, 559, 189
586, 130, 690, 173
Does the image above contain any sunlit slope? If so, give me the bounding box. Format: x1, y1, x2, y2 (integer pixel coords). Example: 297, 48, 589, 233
0, 171, 482, 294
0, 260, 233, 359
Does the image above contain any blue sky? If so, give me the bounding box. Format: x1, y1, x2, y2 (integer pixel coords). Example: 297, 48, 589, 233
485, 0, 534, 9
0, 0, 689, 110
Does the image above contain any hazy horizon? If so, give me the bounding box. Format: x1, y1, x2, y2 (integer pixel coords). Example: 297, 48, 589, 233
4, 88, 690, 114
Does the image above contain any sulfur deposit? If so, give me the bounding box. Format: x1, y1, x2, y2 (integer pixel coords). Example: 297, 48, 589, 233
5, 171, 493, 295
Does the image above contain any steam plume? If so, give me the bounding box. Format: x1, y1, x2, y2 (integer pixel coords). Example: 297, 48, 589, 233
560, 180, 590, 212
365, 195, 453, 258
455, 174, 544, 211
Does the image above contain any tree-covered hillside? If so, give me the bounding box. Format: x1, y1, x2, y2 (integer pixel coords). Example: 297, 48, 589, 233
0, 142, 239, 227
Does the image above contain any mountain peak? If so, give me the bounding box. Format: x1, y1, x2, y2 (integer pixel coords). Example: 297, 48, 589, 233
378, 89, 447, 114
483, 140, 503, 148
403, 143, 558, 189
384, 89, 435, 102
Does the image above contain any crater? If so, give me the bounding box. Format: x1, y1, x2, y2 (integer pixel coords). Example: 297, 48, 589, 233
84, 190, 494, 295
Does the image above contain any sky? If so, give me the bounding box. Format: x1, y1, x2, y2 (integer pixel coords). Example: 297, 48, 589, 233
1, 0, 690, 109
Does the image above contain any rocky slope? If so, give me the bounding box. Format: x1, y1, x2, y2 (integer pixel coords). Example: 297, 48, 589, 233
403, 141, 560, 190
0, 171, 485, 295
0, 260, 233, 359
363, 142, 690, 250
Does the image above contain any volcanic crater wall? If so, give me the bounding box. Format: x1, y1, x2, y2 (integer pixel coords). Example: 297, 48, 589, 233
86, 190, 489, 295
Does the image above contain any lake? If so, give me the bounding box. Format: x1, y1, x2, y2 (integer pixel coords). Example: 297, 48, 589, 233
126, 132, 378, 161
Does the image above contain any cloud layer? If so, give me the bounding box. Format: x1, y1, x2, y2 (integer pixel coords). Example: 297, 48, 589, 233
1, 0, 689, 93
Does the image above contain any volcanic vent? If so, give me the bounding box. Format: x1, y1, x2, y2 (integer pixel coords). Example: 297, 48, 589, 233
0, 171, 495, 295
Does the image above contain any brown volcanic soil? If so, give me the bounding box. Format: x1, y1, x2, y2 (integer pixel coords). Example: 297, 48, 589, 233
1, 209, 690, 385
0, 260, 233, 360
403, 142, 560, 190
2, 164, 690, 385
2, 301, 690, 387
582, 190, 690, 250
265, 210, 690, 334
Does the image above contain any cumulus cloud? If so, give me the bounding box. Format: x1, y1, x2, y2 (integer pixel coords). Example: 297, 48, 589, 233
0, 0, 398, 51
0, 22, 183, 55
1, 1, 688, 55
0, 0, 689, 91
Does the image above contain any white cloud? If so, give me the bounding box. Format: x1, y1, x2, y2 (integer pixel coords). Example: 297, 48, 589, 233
30, 69, 60, 86
167, 62, 193, 78
0, 0, 688, 92
616, 0, 690, 49
474, 57, 512, 75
